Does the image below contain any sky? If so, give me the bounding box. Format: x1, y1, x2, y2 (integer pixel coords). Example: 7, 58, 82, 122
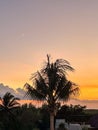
0, 0, 98, 108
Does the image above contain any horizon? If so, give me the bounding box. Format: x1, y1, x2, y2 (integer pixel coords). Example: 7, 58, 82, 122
0, 1, 98, 109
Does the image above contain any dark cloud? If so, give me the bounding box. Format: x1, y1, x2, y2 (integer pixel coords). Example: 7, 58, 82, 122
0, 83, 29, 99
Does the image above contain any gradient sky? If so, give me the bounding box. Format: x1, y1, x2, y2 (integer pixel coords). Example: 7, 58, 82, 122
0, 0, 98, 102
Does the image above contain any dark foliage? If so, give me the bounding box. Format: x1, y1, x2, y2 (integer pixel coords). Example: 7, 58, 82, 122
56, 104, 91, 123
90, 114, 98, 128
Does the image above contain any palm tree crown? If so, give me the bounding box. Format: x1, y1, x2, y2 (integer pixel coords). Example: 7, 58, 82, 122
0, 92, 20, 111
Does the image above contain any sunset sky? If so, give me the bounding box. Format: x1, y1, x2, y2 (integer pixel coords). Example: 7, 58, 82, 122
0, 1, 98, 106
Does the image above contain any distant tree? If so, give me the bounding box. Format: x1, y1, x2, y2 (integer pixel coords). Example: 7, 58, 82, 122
70, 104, 86, 114
24, 55, 79, 130
56, 105, 70, 119
56, 104, 86, 122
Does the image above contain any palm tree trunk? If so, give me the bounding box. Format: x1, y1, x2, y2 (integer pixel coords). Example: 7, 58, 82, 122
50, 112, 54, 130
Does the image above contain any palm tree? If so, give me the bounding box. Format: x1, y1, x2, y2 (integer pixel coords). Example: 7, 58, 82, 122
0, 92, 20, 112
24, 55, 79, 130
0, 92, 20, 123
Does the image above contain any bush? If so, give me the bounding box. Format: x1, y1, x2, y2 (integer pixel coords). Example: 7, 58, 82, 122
57, 123, 68, 130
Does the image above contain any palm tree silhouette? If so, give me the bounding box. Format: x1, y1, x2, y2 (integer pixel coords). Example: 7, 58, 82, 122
0, 92, 20, 112
0, 92, 20, 127
24, 55, 79, 130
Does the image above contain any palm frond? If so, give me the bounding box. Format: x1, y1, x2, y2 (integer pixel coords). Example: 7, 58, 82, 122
56, 81, 79, 101
8, 98, 20, 108
24, 83, 47, 100
2, 92, 14, 107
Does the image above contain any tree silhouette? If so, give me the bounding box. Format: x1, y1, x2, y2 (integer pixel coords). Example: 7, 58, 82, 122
24, 55, 79, 130
0, 92, 20, 130
0, 92, 20, 112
